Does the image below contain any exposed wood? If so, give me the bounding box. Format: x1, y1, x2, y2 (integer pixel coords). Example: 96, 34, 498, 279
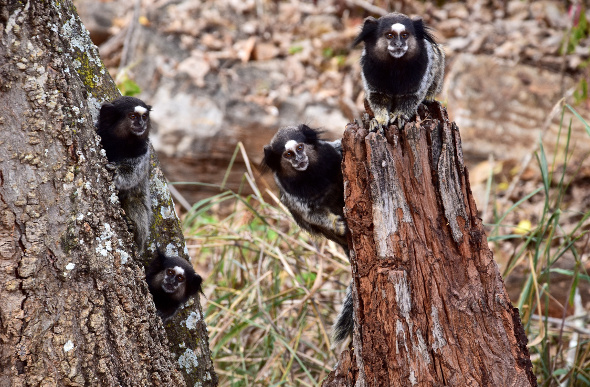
0, 2, 216, 385
324, 102, 536, 386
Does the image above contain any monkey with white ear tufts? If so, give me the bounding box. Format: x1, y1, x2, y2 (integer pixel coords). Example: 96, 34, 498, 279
97, 96, 152, 251
352, 12, 445, 131
146, 250, 203, 321
261, 124, 349, 252
261, 125, 354, 346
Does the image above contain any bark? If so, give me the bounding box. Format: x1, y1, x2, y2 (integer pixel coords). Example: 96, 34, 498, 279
324, 102, 536, 386
0, 2, 216, 386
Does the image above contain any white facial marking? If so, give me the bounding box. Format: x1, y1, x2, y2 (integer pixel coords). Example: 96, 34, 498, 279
284, 140, 298, 151
391, 23, 406, 34
389, 48, 407, 58
172, 266, 185, 275
134, 106, 147, 114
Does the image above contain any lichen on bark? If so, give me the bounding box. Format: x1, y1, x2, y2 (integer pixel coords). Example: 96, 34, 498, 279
0, 1, 216, 385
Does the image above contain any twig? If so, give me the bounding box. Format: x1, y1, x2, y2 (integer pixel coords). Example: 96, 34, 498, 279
497, 96, 567, 209
167, 182, 192, 212
118, 0, 142, 73
530, 312, 590, 336
345, 0, 388, 16
481, 153, 495, 224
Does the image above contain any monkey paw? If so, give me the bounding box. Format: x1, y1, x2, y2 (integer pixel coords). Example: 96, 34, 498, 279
368, 119, 389, 134
389, 113, 409, 129
369, 111, 390, 133
105, 162, 118, 171
333, 216, 348, 236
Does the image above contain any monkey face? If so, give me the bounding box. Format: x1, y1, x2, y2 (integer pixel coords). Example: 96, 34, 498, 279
161, 266, 186, 294
127, 106, 150, 136
384, 23, 412, 58
282, 139, 309, 171
354, 14, 422, 62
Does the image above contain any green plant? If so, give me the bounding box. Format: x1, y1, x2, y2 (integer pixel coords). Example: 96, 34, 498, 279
487, 104, 590, 386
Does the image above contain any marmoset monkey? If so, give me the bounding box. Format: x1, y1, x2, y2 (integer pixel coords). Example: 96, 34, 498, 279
353, 12, 445, 131
146, 250, 203, 321
261, 124, 348, 251
97, 96, 152, 250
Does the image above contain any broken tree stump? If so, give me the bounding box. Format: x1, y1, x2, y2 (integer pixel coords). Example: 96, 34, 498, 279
323, 102, 536, 386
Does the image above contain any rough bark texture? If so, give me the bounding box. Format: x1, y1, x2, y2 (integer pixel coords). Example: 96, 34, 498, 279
323, 102, 536, 386
0, 2, 216, 386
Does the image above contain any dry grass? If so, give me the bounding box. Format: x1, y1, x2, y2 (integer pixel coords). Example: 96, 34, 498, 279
181, 105, 590, 386
181, 145, 350, 386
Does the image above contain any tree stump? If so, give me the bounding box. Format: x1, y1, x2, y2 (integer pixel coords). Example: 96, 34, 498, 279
323, 102, 536, 386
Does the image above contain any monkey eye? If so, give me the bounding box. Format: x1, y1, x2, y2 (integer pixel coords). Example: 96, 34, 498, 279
385, 32, 394, 39
401, 32, 409, 39
176, 274, 185, 282
142, 113, 148, 120
128, 113, 137, 119
296, 144, 304, 152
166, 269, 175, 276
284, 150, 294, 159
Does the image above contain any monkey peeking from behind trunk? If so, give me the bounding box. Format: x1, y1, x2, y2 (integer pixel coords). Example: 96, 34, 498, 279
146, 250, 203, 321
261, 124, 349, 253
97, 96, 152, 251
261, 124, 355, 345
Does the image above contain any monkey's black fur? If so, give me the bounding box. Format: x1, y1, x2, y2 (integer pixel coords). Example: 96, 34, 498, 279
97, 97, 151, 161
262, 125, 353, 346
333, 282, 354, 345
352, 12, 444, 130
353, 17, 434, 99
146, 250, 203, 321
97, 96, 152, 250
261, 124, 348, 250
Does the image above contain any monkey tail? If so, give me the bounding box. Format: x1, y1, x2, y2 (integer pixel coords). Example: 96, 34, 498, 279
331, 281, 354, 348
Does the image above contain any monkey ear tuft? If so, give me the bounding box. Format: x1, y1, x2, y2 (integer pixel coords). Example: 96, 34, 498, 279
352, 16, 378, 47
412, 17, 436, 43
155, 249, 168, 264
260, 145, 277, 174
98, 102, 115, 120
99, 102, 115, 113
97, 103, 117, 132
299, 124, 320, 142
191, 274, 204, 295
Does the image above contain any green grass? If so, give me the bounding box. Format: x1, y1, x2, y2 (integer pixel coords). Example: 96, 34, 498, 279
182, 105, 590, 386
486, 104, 590, 386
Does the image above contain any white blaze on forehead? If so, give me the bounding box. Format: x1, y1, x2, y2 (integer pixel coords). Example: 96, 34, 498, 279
134, 105, 147, 114
172, 266, 185, 275
390, 23, 406, 34
284, 140, 298, 151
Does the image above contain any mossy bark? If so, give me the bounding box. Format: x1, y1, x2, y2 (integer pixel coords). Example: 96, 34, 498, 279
0, 1, 216, 385
323, 102, 536, 386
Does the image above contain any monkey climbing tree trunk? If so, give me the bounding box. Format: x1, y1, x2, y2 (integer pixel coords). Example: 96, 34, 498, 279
0, 2, 216, 386
323, 102, 536, 386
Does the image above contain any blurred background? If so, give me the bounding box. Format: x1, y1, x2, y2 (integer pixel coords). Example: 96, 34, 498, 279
75, 0, 590, 385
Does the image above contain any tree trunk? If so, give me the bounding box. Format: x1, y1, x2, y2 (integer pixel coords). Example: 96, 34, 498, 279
0, 2, 216, 386
323, 102, 536, 386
